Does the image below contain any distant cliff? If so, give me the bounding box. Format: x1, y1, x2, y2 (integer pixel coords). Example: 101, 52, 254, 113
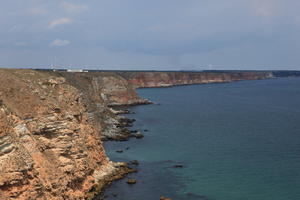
0, 69, 280, 200
116, 71, 274, 88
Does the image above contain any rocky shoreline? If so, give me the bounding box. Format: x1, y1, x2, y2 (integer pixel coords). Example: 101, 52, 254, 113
86, 162, 137, 200
0, 69, 289, 199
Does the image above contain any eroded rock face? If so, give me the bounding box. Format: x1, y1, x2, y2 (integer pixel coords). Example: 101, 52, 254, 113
117, 71, 274, 88
55, 72, 151, 141
0, 69, 117, 200
57, 72, 151, 107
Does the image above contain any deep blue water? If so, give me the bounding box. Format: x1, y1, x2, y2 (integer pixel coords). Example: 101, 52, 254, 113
99, 78, 300, 200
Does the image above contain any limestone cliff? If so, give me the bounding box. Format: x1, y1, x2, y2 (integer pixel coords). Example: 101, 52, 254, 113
56, 72, 150, 106
55, 72, 150, 141
117, 71, 274, 88
0, 69, 130, 200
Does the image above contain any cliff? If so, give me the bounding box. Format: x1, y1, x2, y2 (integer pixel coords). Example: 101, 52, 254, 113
0, 69, 132, 200
117, 71, 274, 88
0, 69, 276, 200
54, 72, 151, 141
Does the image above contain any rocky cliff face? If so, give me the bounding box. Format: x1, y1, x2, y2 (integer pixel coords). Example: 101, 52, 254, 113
117, 71, 274, 88
0, 69, 275, 200
57, 72, 150, 106
0, 69, 131, 200
55, 72, 151, 141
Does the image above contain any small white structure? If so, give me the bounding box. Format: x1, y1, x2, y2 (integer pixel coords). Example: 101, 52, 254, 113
67, 69, 88, 73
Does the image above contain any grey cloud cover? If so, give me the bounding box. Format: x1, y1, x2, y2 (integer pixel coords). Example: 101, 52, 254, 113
0, 0, 299, 70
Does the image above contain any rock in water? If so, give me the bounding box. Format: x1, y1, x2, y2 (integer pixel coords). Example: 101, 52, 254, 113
173, 164, 184, 168
135, 133, 144, 139
160, 196, 172, 200
129, 160, 139, 165
126, 179, 137, 184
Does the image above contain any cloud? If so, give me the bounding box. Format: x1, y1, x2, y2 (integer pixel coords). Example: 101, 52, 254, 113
50, 39, 71, 47
48, 18, 72, 29
252, 0, 279, 18
61, 2, 88, 13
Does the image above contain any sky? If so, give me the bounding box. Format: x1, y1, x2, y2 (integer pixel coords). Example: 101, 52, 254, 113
0, 0, 300, 70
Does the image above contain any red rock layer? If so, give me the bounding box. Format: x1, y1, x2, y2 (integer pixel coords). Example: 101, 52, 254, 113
121, 71, 274, 88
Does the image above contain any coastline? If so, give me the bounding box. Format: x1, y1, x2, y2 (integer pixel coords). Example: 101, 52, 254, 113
95, 77, 289, 199
94, 78, 272, 199
97, 77, 300, 200
95, 105, 145, 200
86, 162, 137, 200
1, 69, 298, 199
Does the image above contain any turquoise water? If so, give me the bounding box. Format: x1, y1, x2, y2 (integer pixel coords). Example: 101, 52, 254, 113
99, 78, 300, 200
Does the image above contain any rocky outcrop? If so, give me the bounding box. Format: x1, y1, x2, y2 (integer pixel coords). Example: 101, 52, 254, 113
55, 71, 150, 141
56, 71, 151, 107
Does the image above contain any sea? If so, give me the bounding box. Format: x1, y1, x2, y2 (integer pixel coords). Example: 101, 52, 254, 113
97, 77, 300, 200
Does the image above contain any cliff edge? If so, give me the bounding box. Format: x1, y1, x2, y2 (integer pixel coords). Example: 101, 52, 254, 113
117, 71, 274, 88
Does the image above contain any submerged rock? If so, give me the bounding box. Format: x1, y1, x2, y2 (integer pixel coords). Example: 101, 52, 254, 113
134, 132, 144, 139
173, 164, 184, 168
126, 179, 137, 184
112, 193, 117, 197
128, 160, 139, 166
160, 196, 172, 200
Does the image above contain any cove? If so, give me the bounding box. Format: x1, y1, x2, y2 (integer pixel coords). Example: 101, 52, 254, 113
98, 77, 300, 200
